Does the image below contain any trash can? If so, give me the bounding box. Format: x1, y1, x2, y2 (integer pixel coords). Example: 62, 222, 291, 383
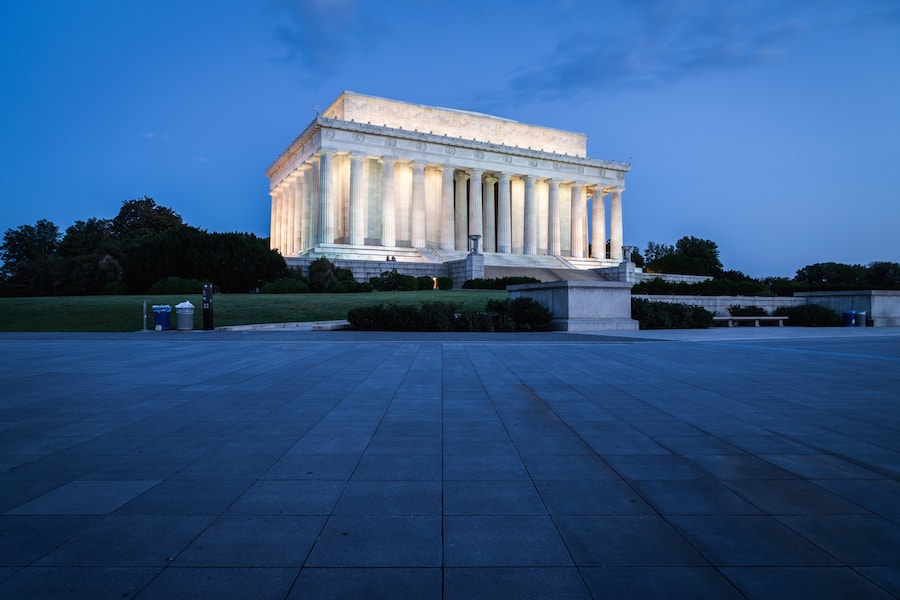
855, 311, 867, 327
842, 310, 855, 327
152, 305, 172, 331
175, 301, 195, 331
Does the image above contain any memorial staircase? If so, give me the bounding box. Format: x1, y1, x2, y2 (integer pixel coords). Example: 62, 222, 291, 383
286, 243, 623, 283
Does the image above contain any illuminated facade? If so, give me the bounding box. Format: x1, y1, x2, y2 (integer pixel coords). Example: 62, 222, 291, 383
266, 91, 630, 270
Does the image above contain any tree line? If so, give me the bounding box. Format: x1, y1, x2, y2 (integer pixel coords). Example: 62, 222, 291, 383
633, 236, 900, 295
2, 201, 897, 297
0, 198, 286, 296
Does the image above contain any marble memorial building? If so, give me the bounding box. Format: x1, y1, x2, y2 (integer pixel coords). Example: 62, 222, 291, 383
266, 92, 630, 276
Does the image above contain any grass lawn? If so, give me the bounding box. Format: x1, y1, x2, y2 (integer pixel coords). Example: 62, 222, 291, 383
0, 290, 508, 332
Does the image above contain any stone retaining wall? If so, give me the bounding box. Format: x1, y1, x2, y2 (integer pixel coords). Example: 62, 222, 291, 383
632, 295, 804, 316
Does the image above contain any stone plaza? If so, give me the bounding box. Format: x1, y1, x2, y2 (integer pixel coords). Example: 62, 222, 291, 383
1, 327, 899, 598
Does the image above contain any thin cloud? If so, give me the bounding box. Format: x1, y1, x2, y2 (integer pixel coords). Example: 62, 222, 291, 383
503, 0, 898, 100
270, 0, 384, 77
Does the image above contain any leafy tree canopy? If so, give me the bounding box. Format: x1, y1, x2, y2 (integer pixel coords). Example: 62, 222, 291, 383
58, 218, 116, 258
111, 197, 183, 244
644, 236, 723, 277
1, 219, 60, 279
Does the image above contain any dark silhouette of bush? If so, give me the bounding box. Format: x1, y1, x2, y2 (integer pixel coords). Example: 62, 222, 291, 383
347, 297, 552, 332
260, 278, 310, 293
462, 276, 541, 290
728, 305, 768, 316
631, 298, 714, 329
148, 277, 204, 295
773, 304, 841, 327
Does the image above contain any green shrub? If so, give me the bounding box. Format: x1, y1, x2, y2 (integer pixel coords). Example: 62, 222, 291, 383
728, 305, 768, 316
148, 276, 204, 295
632, 277, 776, 297
462, 276, 541, 290
307, 257, 367, 293
416, 275, 436, 290
437, 276, 453, 290
370, 269, 405, 291
346, 297, 552, 332
260, 278, 310, 294
631, 298, 714, 329
487, 297, 553, 331
773, 304, 841, 327
102, 281, 129, 295
347, 301, 460, 331
399, 274, 418, 291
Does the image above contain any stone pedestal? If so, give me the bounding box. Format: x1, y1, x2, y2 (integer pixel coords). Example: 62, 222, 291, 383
465, 251, 484, 282
508, 280, 638, 331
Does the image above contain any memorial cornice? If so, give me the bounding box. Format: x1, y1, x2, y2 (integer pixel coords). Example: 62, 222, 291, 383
267, 116, 630, 184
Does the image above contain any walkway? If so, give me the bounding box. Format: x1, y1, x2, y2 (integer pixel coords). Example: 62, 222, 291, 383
0, 328, 898, 598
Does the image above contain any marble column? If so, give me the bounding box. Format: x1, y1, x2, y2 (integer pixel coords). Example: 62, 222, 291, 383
308, 162, 320, 249
269, 190, 278, 251
292, 175, 304, 256
348, 154, 365, 246
497, 173, 511, 253
380, 157, 396, 247
277, 186, 287, 253
570, 183, 585, 258
547, 180, 560, 256
483, 176, 497, 253
440, 166, 455, 250
610, 187, 624, 261
411, 162, 426, 248
318, 151, 334, 245
591, 188, 606, 259
455, 171, 469, 251
469, 169, 483, 240
524, 175, 537, 255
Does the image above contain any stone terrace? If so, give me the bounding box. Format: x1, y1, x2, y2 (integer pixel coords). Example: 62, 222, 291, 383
0, 328, 899, 598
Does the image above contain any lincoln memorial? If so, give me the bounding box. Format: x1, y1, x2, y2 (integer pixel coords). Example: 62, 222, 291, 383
266, 91, 631, 280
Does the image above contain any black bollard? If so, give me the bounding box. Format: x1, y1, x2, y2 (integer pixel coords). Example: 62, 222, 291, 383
202, 282, 214, 330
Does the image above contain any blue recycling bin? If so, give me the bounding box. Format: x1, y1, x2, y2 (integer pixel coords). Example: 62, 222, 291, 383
841, 310, 855, 327
152, 305, 172, 331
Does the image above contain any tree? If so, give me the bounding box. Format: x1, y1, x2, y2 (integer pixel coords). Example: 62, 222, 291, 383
54, 218, 123, 295
57, 218, 116, 258
864, 261, 900, 288
795, 262, 866, 287
644, 241, 674, 263
110, 197, 183, 244
630, 247, 645, 267
121, 226, 287, 293
674, 236, 723, 276
644, 236, 722, 277
0, 219, 60, 295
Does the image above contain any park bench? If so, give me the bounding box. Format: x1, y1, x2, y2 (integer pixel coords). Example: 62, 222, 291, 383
713, 315, 789, 327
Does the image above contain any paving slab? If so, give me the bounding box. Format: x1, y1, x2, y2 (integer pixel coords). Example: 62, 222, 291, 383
0, 328, 898, 598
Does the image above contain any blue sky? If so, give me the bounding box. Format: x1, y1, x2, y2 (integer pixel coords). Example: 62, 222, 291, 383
1, 0, 898, 277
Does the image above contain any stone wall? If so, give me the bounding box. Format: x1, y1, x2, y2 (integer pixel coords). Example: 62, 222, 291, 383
632, 295, 805, 316
288, 255, 485, 289
633, 291, 900, 326
795, 290, 900, 327
509, 281, 638, 331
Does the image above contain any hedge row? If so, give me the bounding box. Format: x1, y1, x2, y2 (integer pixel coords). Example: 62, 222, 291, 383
462, 276, 541, 290
631, 298, 715, 330
347, 298, 553, 332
